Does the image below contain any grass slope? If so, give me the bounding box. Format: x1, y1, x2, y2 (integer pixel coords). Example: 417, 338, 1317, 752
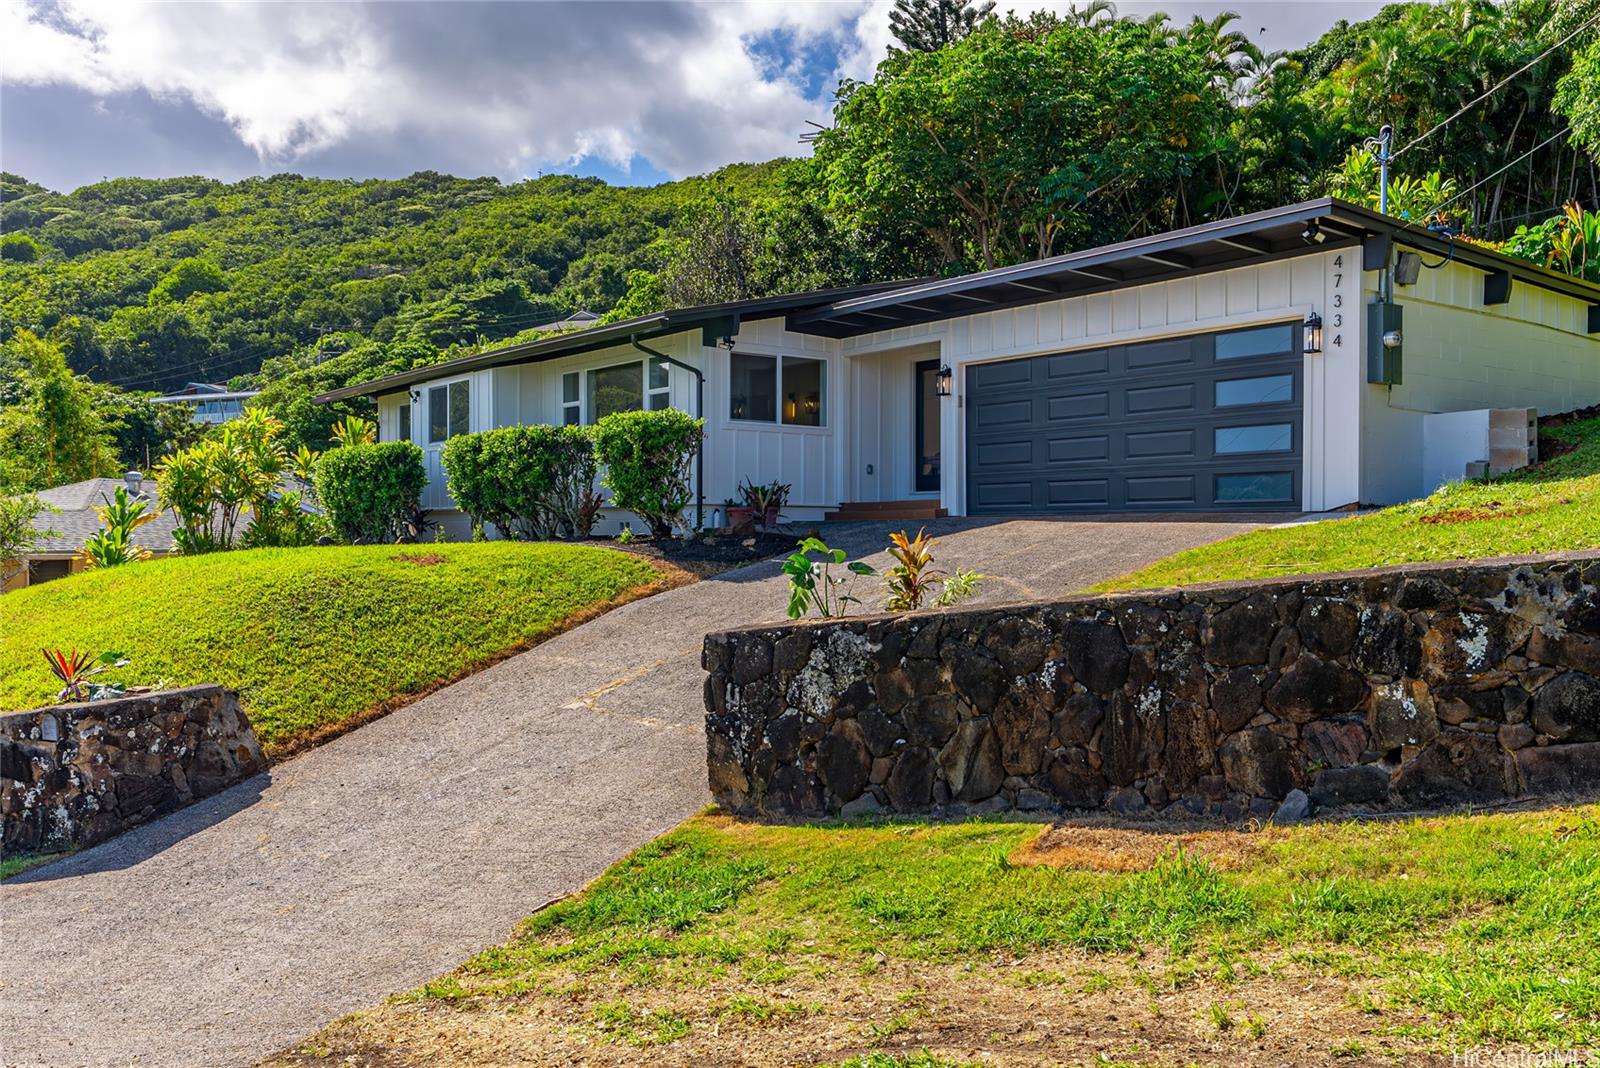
270, 807, 1600, 1066
1097, 415, 1600, 592
0, 542, 660, 755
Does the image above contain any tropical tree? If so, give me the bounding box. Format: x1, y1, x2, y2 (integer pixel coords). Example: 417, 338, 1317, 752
889, 0, 995, 51
0, 331, 117, 490
0, 493, 58, 586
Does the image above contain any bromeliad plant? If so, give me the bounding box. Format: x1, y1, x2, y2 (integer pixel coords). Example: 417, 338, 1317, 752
882, 528, 983, 611
784, 536, 877, 619
42, 648, 130, 702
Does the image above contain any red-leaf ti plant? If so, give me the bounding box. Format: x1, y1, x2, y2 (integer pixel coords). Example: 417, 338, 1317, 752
883, 528, 940, 612
41, 648, 126, 702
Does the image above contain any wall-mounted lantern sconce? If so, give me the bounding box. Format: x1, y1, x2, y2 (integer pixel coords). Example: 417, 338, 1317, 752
1303, 312, 1323, 355
935, 364, 953, 397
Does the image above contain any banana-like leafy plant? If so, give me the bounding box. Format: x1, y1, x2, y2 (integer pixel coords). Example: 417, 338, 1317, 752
330, 415, 377, 447
77, 484, 155, 569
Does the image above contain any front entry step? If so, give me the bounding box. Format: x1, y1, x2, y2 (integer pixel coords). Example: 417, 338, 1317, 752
824, 500, 948, 522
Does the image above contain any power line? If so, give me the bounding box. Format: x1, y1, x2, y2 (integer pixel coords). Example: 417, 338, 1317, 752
1392, 10, 1600, 161
1426, 126, 1573, 221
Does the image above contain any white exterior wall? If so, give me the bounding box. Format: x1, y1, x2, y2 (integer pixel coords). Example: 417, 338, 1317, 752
375, 324, 842, 534
838, 249, 1358, 512
699, 316, 839, 516
1359, 257, 1600, 503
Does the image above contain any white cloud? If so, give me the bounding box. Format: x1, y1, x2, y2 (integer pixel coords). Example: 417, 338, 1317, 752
1, 0, 878, 178
0, 0, 1387, 187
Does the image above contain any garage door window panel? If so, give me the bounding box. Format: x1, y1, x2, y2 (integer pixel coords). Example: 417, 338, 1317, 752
1215, 324, 1295, 360
1215, 423, 1293, 455
1215, 472, 1295, 502
1216, 374, 1294, 408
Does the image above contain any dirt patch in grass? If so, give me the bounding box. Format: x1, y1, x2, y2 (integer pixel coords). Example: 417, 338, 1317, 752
265, 948, 1460, 1067
1418, 501, 1538, 524
1012, 821, 1266, 872
391, 551, 446, 566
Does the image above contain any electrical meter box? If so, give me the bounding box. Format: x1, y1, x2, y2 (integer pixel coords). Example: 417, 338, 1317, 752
1367, 301, 1403, 385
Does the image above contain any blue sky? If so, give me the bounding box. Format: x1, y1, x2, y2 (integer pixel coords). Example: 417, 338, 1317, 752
1, 1, 1388, 193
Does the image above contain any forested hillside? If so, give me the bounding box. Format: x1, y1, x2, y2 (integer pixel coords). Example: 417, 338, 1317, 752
1, 0, 1596, 487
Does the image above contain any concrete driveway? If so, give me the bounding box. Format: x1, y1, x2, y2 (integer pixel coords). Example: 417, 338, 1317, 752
0, 515, 1274, 1068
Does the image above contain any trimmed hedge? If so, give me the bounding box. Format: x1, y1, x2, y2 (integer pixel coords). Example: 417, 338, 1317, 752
593, 408, 703, 537
441, 424, 598, 540
314, 441, 426, 544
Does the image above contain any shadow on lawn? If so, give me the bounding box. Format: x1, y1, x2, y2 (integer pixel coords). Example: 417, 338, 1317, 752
5, 771, 270, 884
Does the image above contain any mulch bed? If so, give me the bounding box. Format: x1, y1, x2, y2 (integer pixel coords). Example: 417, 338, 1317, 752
604, 528, 804, 578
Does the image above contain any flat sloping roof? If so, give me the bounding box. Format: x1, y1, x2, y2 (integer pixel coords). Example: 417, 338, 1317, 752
315, 279, 922, 404
788, 198, 1600, 336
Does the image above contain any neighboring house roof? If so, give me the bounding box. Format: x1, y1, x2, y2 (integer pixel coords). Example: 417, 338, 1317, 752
21, 477, 180, 555
152, 383, 261, 404
527, 310, 603, 333
317, 196, 1600, 406
314, 279, 927, 404
13, 473, 320, 556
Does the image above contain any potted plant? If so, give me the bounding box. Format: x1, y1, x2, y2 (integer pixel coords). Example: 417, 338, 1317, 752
732, 479, 790, 530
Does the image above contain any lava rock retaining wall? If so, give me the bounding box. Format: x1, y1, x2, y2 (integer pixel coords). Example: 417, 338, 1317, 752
703, 553, 1600, 821
2, 685, 264, 854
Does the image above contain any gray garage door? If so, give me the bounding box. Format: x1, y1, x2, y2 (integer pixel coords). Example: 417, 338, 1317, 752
965, 322, 1302, 513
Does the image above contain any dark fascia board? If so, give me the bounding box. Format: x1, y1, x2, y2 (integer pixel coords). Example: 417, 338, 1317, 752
1323, 199, 1600, 307
314, 278, 923, 404
786, 199, 1351, 334
787, 197, 1600, 337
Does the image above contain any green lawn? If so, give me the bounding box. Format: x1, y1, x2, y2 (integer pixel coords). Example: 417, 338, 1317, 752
271, 806, 1600, 1066
0, 542, 661, 756
1097, 414, 1600, 592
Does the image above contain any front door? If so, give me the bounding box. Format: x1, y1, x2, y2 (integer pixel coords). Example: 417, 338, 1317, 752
914, 359, 942, 493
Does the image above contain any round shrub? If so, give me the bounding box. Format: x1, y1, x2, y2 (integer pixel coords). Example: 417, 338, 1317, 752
592, 409, 703, 538
0, 234, 42, 263
314, 441, 426, 544
442, 424, 596, 540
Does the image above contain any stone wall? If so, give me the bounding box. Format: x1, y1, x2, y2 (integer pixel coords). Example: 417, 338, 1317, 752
702, 553, 1600, 821
2, 685, 265, 854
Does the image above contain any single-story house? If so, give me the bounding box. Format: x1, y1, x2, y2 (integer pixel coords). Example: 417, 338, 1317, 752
317, 198, 1600, 536
151, 382, 261, 424
3, 472, 179, 592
